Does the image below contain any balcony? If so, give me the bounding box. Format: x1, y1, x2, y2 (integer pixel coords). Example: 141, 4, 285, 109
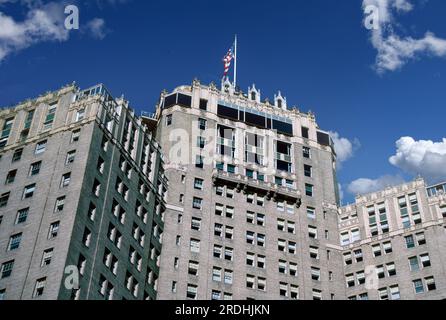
212, 169, 302, 207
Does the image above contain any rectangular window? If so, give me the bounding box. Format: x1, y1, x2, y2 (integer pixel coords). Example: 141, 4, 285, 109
12, 148, 23, 162
192, 197, 203, 210
41, 248, 54, 267
61, 173, 71, 188
194, 178, 204, 190
76, 109, 86, 122
304, 165, 313, 178
190, 239, 200, 253
5, 170, 17, 185
35, 140, 47, 155
23, 184, 36, 199
15, 208, 29, 224
1, 260, 14, 279
186, 284, 198, 299
71, 129, 81, 143
55, 196, 66, 213
405, 235, 415, 249
425, 276, 436, 291
303, 147, 311, 158
8, 233, 22, 251
48, 222, 60, 239
0, 192, 10, 208
305, 184, 314, 197
29, 161, 42, 176
198, 118, 207, 130
166, 114, 173, 126
199, 100, 208, 111
33, 277, 47, 297
307, 207, 316, 219
66, 150, 76, 165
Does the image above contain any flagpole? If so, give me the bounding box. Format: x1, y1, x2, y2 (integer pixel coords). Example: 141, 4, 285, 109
234, 34, 237, 88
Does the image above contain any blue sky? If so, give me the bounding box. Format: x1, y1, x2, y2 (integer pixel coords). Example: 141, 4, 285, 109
1, 0, 446, 203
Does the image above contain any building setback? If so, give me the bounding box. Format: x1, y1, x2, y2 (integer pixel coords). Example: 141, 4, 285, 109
0, 84, 167, 300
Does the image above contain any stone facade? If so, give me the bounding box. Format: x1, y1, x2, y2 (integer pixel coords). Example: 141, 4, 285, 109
0, 84, 166, 300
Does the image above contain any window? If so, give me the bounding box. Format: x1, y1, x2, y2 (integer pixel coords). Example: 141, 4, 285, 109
29, 161, 42, 176
303, 147, 311, 158
76, 109, 85, 122
383, 241, 393, 254
198, 118, 207, 130
405, 235, 415, 249
15, 208, 29, 224
214, 245, 223, 259
71, 129, 81, 143
224, 270, 233, 285
5, 170, 17, 184
23, 184, 36, 199
187, 284, 198, 300
340, 232, 350, 246
188, 261, 199, 276
41, 249, 53, 267
0, 289, 5, 300
378, 288, 388, 300
190, 239, 200, 253
199, 99, 208, 111
387, 263, 396, 277
92, 179, 101, 197
280, 283, 288, 297
66, 150, 76, 165
8, 233, 22, 251
12, 148, 23, 162
83, 228, 92, 247
44, 103, 57, 128
188, 196, 202, 210
346, 274, 355, 287
48, 222, 60, 239
195, 155, 204, 169
310, 246, 319, 259
61, 172, 72, 188
308, 225, 318, 239
191, 217, 201, 231
166, 114, 173, 126
301, 127, 309, 139
413, 279, 424, 294
416, 233, 426, 246
409, 256, 420, 271
258, 277, 266, 291
420, 253, 431, 268
311, 267, 321, 281
425, 276, 436, 291
307, 207, 316, 219
224, 247, 233, 261
33, 277, 47, 298
194, 178, 204, 190
1, 260, 14, 279
389, 285, 400, 300
290, 263, 298, 277
372, 244, 382, 257
246, 275, 255, 289
304, 165, 312, 178
312, 289, 322, 300
35, 140, 47, 154
0, 192, 10, 208
305, 184, 314, 197
354, 249, 363, 263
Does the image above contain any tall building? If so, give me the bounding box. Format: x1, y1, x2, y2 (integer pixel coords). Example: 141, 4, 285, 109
0, 84, 167, 300
1, 80, 445, 301
340, 178, 446, 300
151, 79, 345, 300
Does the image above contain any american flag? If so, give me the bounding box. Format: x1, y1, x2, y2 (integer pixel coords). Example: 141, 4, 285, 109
223, 45, 234, 77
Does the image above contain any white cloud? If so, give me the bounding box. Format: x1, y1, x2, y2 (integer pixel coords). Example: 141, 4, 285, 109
0, 2, 69, 62
347, 175, 405, 195
0, 1, 115, 63
86, 18, 107, 39
329, 131, 360, 166
362, 0, 446, 73
389, 137, 446, 183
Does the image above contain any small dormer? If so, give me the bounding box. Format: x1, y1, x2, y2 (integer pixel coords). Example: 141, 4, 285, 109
274, 91, 287, 110
248, 84, 261, 103
221, 77, 234, 95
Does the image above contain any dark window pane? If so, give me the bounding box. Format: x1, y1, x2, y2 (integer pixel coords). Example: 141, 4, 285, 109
217, 105, 239, 121
177, 94, 192, 108
317, 131, 330, 146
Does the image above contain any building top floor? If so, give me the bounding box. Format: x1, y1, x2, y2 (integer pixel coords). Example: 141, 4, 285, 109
155, 79, 334, 150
